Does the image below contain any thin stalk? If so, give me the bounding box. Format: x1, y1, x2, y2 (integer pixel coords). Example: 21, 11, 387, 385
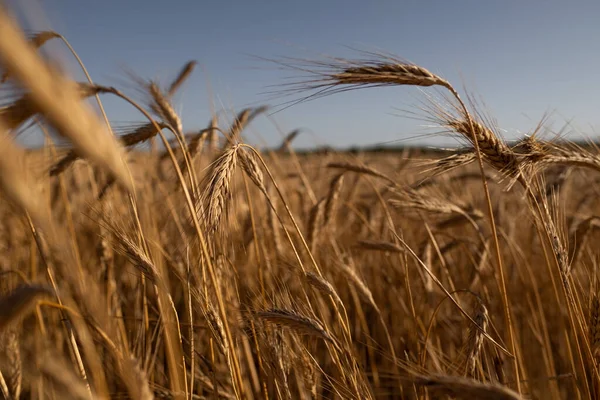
447, 88, 521, 393
97, 87, 245, 398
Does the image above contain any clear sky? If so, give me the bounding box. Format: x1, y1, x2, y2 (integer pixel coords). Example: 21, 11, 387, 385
7, 0, 600, 149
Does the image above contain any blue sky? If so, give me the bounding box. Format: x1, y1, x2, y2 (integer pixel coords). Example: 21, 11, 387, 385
8, 0, 600, 149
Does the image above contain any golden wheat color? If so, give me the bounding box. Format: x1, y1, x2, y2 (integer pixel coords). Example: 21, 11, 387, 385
0, 10, 599, 400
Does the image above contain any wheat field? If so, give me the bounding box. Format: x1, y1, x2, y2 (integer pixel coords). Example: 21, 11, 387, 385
1, 7, 600, 400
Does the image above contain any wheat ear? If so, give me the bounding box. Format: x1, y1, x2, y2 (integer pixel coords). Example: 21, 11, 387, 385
0, 330, 21, 400
50, 121, 167, 176
464, 299, 489, 377
410, 373, 522, 400
0, 285, 52, 333
1, 31, 60, 83
200, 145, 240, 232
0, 13, 133, 190
167, 60, 197, 96
256, 309, 334, 344
591, 294, 600, 361
323, 173, 344, 227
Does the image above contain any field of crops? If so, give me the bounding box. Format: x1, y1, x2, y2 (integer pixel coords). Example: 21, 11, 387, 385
2, 7, 600, 400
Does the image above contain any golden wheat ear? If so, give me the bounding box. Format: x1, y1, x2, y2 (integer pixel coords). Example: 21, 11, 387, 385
149, 81, 183, 135
303, 271, 343, 306
50, 121, 167, 177
256, 308, 334, 344
239, 148, 266, 192
444, 117, 520, 177
0, 82, 107, 133
0, 31, 60, 83
200, 144, 240, 232
464, 298, 489, 377
0, 285, 52, 333
323, 173, 344, 227
410, 373, 522, 400
224, 107, 266, 145
271, 54, 452, 101
0, 329, 21, 400
591, 294, 600, 361
167, 60, 197, 96
356, 239, 404, 253
0, 10, 133, 192
277, 129, 301, 152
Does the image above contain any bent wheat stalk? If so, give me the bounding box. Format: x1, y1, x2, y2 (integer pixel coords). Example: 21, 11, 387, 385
280, 54, 521, 391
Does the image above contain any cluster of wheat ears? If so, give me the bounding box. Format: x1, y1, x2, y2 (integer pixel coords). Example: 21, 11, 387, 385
2, 7, 600, 400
